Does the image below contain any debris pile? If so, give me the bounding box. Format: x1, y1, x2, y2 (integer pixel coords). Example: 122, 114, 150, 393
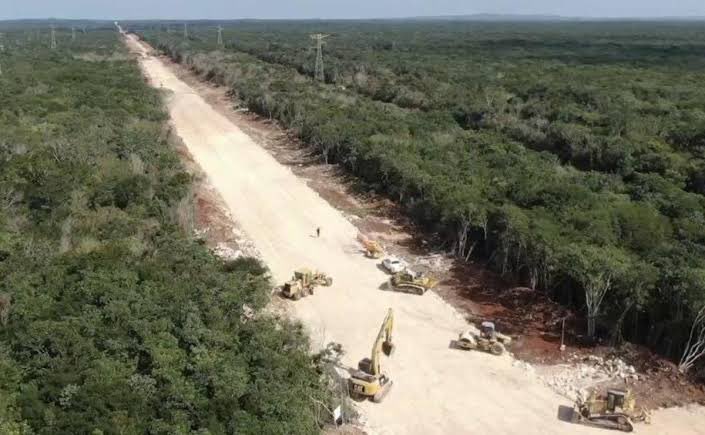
414, 254, 451, 273
213, 243, 242, 260
541, 354, 639, 399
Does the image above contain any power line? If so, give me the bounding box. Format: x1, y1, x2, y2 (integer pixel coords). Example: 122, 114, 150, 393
310, 33, 330, 82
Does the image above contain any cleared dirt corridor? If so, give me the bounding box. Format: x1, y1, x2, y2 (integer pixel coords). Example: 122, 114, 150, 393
124, 33, 705, 435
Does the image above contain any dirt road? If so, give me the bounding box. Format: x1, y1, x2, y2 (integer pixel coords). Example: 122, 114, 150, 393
124, 33, 705, 435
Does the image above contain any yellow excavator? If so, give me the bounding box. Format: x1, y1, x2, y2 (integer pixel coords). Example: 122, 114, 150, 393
348, 308, 395, 403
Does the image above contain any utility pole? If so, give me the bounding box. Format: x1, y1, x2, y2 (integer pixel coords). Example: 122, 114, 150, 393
50, 25, 57, 50
217, 25, 223, 47
183, 23, 188, 39
310, 33, 330, 82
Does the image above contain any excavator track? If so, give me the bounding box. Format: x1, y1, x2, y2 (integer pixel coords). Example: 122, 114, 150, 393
390, 281, 428, 295
576, 413, 634, 432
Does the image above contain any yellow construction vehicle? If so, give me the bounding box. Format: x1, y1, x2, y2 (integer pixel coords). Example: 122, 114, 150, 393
348, 308, 395, 403
572, 388, 650, 432
455, 321, 512, 356
357, 233, 385, 258
281, 268, 333, 300
389, 269, 437, 295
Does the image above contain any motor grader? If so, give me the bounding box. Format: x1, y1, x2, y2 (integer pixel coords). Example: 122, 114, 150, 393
357, 233, 385, 259
572, 388, 650, 432
281, 268, 333, 300
348, 308, 395, 403
456, 321, 512, 355
389, 269, 437, 295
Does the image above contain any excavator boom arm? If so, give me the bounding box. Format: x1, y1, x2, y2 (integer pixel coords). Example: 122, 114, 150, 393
370, 308, 394, 376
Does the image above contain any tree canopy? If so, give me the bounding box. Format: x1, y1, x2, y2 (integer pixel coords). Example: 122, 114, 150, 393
0, 26, 327, 433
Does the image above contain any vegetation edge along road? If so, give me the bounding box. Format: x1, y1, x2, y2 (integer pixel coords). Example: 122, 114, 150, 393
0, 26, 332, 434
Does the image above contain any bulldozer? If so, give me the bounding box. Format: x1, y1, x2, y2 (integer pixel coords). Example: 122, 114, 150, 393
389, 269, 437, 295
357, 233, 385, 259
456, 321, 512, 355
281, 268, 333, 300
348, 308, 395, 403
572, 388, 650, 432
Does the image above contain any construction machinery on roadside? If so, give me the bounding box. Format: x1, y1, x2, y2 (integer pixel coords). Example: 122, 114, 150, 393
357, 233, 385, 258
389, 269, 437, 295
348, 308, 395, 403
455, 321, 512, 355
572, 388, 650, 432
281, 268, 333, 300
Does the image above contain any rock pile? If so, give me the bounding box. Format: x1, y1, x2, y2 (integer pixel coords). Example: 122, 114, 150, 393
542, 354, 639, 399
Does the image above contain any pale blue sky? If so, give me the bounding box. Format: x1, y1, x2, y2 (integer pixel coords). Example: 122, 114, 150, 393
3, 0, 705, 20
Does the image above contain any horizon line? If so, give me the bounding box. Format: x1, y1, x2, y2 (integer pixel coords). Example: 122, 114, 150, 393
2, 13, 705, 22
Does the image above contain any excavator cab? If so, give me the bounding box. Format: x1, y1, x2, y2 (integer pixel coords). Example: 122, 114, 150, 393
607, 390, 626, 412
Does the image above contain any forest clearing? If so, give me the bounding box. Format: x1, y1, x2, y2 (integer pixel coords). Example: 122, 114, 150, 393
2, 15, 705, 434
123, 26, 705, 434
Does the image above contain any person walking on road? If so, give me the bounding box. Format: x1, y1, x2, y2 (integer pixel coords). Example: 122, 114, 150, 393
316, 227, 321, 238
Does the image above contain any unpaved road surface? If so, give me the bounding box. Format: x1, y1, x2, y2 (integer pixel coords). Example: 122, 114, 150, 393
124, 33, 705, 435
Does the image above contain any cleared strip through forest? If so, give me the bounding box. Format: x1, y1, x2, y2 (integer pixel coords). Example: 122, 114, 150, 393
137, 24, 705, 367
125, 31, 705, 435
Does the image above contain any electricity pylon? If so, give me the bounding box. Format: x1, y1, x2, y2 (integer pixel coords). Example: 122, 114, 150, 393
310, 33, 330, 82
183, 23, 188, 39
50, 25, 57, 50
72, 26, 76, 42
217, 25, 223, 47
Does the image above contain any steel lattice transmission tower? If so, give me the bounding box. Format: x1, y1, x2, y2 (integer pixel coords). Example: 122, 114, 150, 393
217, 25, 223, 47
183, 23, 188, 39
72, 26, 76, 42
50, 25, 57, 50
310, 33, 330, 82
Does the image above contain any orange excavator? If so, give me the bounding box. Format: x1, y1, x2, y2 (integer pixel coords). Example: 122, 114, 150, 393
357, 233, 385, 259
